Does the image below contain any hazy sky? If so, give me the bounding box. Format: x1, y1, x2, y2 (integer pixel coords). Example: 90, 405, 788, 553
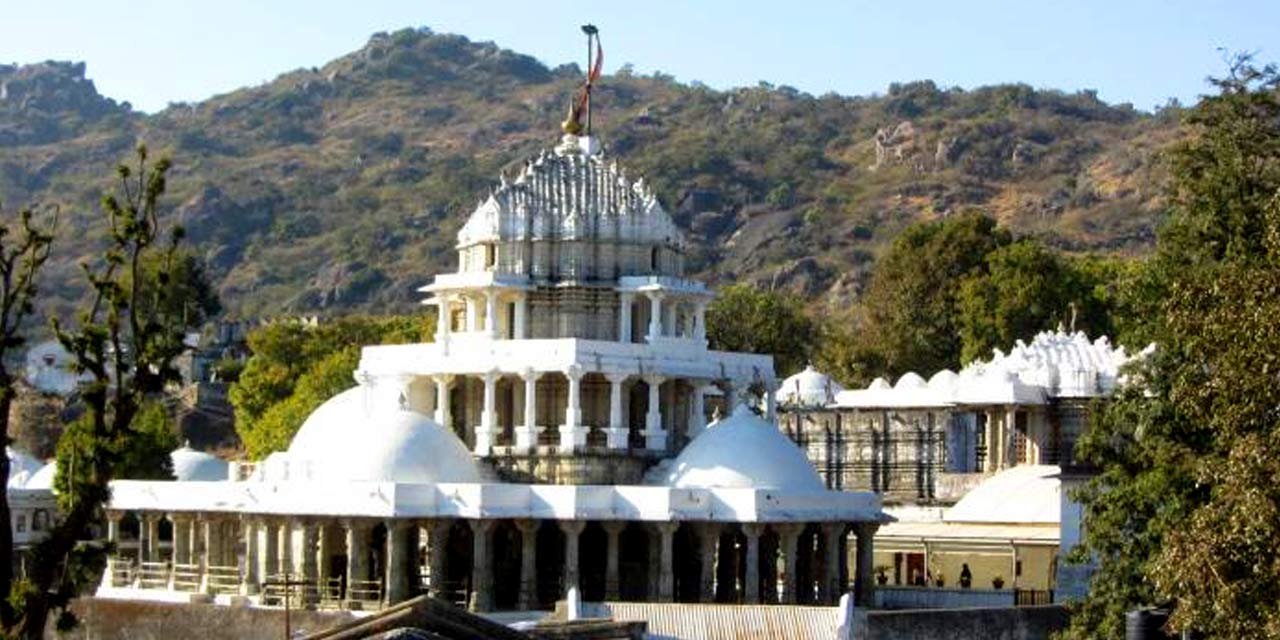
3, 0, 1277, 113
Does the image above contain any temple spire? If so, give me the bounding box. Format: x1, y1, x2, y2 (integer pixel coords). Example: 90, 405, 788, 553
561, 24, 603, 138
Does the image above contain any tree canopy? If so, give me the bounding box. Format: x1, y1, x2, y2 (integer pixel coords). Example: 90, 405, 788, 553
705, 283, 818, 377
1064, 58, 1280, 640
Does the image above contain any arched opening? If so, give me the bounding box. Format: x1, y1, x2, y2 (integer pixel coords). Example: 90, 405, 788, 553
441, 521, 473, 607
673, 525, 700, 602
796, 525, 820, 603
535, 523, 565, 608
580, 523, 608, 601
491, 521, 522, 610
716, 527, 743, 603
618, 523, 650, 601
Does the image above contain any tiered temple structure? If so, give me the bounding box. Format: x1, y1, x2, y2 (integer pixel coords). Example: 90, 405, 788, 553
98, 134, 887, 614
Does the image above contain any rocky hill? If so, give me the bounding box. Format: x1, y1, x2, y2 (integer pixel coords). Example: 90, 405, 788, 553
0, 27, 1177, 320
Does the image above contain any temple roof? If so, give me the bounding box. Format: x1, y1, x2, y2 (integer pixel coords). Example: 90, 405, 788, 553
776, 365, 845, 409
456, 135, 685, 250
659, 405, 826, 492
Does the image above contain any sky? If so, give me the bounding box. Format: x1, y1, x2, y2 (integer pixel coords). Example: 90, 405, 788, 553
3, 0, 1277, 114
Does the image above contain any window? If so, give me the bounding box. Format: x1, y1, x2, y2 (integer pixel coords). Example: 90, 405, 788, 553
650, 246, 660, 271
15, 514, 26, 533
484, 243, 496, 270
32, 509, 48, 532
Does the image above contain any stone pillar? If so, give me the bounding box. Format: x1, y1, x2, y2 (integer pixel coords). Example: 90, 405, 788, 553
655, 522, 678, 602
203, 517, 220, 568
723, 379, 739, 415
317, 524, 334, 586
618, 293, 634, 342
261, 520, 279, 579
278, 519, 293, 576
465, 296, 479, 332
516, 520, 539, 610
435, 295, 451, 342
777, 523, 803, 604
765, 379, 779, 422
560, 366, 587, 451
475, 370, 498, 456
742, 523, 764, 604
485, 289, 500, 339
854, 523, 879, 607
643, 375, 668, 450
433, 374, 454, 428
646, 292, 664, 342
345, 520, 367, 602
516, 369, 542, 453
166, 514, 183, 565
821, 523, 844, 604
514, 293, 528, 339
602, 521, 626, 601
137, 513, 152, 564
694, 301, 708, 342
468, 520, 495, 612
427, 521, 449, 599
605, 373, 630, 449
242, 518, 260, 595
385, 520, 409, 605
1006, 406, 1018, 468
688, 383, 707, 439
696, 523, 720, 603
662, 300, 677, 339
560, 520, 587, 596
301, 522, 319, 588
106, 512, 122, 587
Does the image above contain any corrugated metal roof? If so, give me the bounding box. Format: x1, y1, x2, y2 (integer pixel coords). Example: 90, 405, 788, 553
597, 602, 837, 640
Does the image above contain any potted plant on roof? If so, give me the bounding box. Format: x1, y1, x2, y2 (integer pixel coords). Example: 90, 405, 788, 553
875, 565, 889, 585
992, 575, 1005, 589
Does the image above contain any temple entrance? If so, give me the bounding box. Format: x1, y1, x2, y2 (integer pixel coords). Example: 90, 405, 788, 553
673, 525, 700, 602
716, 528, 742, 603
442, 521, 473, 607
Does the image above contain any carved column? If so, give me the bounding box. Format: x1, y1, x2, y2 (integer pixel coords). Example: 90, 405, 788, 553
688, 383, 707, 439
742, 523, 764, 604
385, 520, 409, 605
696, 523, 720, 603
516, 520, 539, 610
560, 366, 587, 451
655, 522, 679, 602
261, 519, 279, 579
821, 523, 844, 604
465, 296, 479, 332
618, 293, 634, 342
646, 292, 664, 342
344, 520, 367, 602
516, 369, 542, 452
854, 522, 879, 607
278, 519, 293, 576
694, 300, 708, 343
485, 289, 500, 339
468, 519, 495, 612
106, 512, 122, 587
605, 373, 630, 449
514, 293, 528, 339
433, 374, 454, 429
777, 523, 804, 604
475, 370, 498, 456
643, 375, 668, 451
434, 295, 451, 343
241, 517, 260, 595
427, 520, 449, 599
169, 514, 189, 565
602, 521, 626, 601
560, 520, 587, 596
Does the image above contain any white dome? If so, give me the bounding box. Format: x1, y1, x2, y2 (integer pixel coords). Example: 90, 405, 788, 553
170, 445, 229, 482
660, 405, 825, 492
777, 365, 844, 409
895, 372, 927, 389
868, 377, 891, 390
24, 461, 57, 491
287, 387, 482, 484
7, 447, 43, 488
945, 465, 1060, 524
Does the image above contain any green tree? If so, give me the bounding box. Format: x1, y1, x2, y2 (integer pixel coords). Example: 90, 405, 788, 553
7, 146, 207, 638
125, 248, 222, 328
230, 315, 432, 459
859, 210, 1011, 376
705, 283, 818, 377
0, 207, 55, 631
1063, 58, 1280, 640
956, 242, 1121, 364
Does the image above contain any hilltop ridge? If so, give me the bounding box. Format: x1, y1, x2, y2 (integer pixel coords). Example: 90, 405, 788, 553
0, 27, 1175, 320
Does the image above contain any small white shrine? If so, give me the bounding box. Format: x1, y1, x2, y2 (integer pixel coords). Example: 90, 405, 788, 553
99, 132, 887, 613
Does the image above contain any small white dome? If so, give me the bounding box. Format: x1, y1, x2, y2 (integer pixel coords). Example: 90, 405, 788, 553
287, 387, 482, 484
170, 445, 229, 482
660, 405, 825, 492
7, 447, 43, 488
24, 461, 57, 491
777, 365, 845, 409
868, 377, 891, 390
927, 369, 958, 390
895, 372, 927, 389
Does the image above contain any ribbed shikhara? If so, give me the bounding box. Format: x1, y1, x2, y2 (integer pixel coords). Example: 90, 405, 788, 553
457, 146, 686, 249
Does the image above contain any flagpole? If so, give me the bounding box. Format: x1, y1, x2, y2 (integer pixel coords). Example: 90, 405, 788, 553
581, 24, 598, 137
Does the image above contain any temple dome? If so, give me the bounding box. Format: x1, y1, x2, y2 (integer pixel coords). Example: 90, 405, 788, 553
7, 447, 43, 488
24, 461, 57, 491
286, 387, 483, 484
660, 405, 825, 492
777, 365, 844, 409
170, 445, 229, 482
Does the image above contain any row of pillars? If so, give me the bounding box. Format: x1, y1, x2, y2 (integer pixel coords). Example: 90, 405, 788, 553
433, 288, 708, 344
109, 512, 879, 612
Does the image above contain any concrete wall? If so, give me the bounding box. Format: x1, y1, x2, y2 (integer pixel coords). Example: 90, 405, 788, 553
54, 597, 356, 640
856, 604, 1069, 640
